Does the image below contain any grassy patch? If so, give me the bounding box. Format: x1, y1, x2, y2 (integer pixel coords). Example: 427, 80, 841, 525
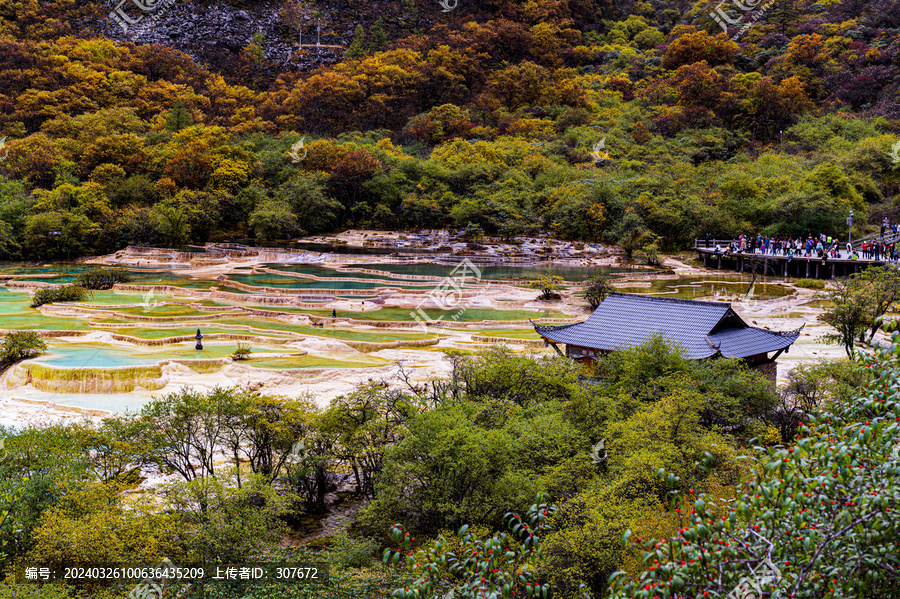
795, 278, 826, 289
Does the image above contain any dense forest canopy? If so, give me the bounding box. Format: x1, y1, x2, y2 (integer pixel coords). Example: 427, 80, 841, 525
0, 3, 900, 597
0, 0, 898, 258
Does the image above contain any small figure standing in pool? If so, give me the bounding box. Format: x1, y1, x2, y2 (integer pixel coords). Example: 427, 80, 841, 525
195, 328, 203, 350
332, 309, 337, 318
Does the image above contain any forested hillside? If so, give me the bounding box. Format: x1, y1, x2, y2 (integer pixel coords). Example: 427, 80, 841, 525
0, 0, 899, 259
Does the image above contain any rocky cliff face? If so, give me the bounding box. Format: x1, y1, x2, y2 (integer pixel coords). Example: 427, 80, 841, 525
96, 0, 442, 86
100, 0, 346, 83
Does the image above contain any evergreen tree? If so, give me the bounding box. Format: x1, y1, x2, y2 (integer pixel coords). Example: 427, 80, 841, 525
246, 30, 266, 67
164, 100, 194, 132
369, 18, 388, 52
345, 24, 366, 59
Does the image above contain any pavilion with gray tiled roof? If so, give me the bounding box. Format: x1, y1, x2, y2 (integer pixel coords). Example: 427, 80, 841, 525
533, 293, 802, 363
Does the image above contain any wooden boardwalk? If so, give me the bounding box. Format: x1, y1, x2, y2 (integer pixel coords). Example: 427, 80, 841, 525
694, 241, 887, 279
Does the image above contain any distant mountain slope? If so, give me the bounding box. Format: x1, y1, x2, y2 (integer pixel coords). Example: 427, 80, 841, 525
0, 0, 898, 259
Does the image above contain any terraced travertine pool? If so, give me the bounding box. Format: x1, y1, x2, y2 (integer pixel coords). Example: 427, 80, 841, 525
474, 328, 544, 339
0, 260, 798, 414
8, 389, 158, 414
96, 326, 298, 339
242, 355, 390, 369
264, 265, 398, 280
329, 307, 569, 321
0, 264, 97, 276
615, 275, 793, 300
35, 341, 288, 368
86, 314, 442, 340
351, 263, 635, 280
0, 289, 88, 330
225, 274, 424, 290
76, 291, 195, 305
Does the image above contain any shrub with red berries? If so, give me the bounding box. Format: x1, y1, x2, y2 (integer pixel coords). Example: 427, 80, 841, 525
609, 323, 900, 599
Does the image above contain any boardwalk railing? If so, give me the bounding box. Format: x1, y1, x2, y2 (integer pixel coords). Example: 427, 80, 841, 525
692, 238, 897, 280
851, 230, 900, 250
693, 239, 739, 248
696, 233, 900, 253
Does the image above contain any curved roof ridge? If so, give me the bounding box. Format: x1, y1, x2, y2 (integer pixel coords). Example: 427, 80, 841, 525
606, 291, 730, 308
531, 319, 583, 333
745, 322, 806, 337
778, 323, 806, 337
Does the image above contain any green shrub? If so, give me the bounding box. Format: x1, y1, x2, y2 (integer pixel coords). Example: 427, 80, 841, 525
0, 331, 47, 365
584, 275, 613, 309
327, 533, 378, 570
0, 582, 124, 599
75, 268, 131, 290
164, 474, 295, 564
384, 495, 583, 599
796, 278, 825, 289
26, 480, 184, 572
232, 342, 251, 361
530, 275, 564, 301
30, 285, 88, 308
303, 536, 333, 551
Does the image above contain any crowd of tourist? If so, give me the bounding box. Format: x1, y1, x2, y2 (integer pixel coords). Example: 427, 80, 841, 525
702, 229, 900, 263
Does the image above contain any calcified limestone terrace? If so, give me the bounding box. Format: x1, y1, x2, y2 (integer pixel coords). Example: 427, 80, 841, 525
0, 239, 842, 427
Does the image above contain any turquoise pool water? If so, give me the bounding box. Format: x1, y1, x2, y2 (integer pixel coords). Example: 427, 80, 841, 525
126, 271, 216, 289
0, 264, 215, 289
225, 274, 429, 290
78, 291, 184, 305
0, 290, 88, 330
0, 263, 95, 275
354, 263, 634, 281
3, 389, 156, 414
345, 307, 568, 321
264, 264, 396, 280
35, 341, 285, 368
620, 275, 792, 300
